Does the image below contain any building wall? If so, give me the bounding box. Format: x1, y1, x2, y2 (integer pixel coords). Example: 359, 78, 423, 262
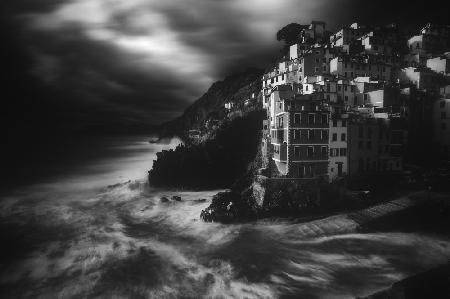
330, 57, 391, 80
328, 119, 348, 181
427, 57, 449, 75
348, 119, 401, 175
433, 98, 450, 156
365, 89, 385, 107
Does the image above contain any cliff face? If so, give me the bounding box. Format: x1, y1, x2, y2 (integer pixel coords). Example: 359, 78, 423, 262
158, 68, 263, 139
149, 110, 266, 189
148, 67, 266, 190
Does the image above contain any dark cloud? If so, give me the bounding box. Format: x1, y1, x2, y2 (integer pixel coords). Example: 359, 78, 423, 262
1, 0, 448, 139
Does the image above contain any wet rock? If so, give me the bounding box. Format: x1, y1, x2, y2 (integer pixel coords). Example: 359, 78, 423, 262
195, 198, 207, 203
160, 196, 170, 203
200, 191, 258, 223
172, 195, 182, 201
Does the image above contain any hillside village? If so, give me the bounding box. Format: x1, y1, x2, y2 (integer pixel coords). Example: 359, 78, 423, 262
258, 21, 450, 183
152, 20, 450, 222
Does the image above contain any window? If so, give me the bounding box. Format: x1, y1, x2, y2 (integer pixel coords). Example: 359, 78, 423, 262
333, 120, 337, 127
321, 130, 328, 140
341, 133, 346, 141
298, 166, 305, 178
338, 85, 342, 92
344, 85, 348, 91
278, 117, 284, 128
345, 96, 349, 102
307, 146, 314, 157
340, 148, 347, 156
322, 114, 328, 124
294, 146, 300, 157
308, 130, 315, 140
332, 133, 337, 141
440, 101, 446, 108
321, 146, 328, 156
323, 65, 327, 71
329, 148, 334, 157
342, 120, 347, 127
351, 86, 355, 92
294, 129, 300, 139
364, 94, 368, 101
441, 112, 446, 120
294, 113, 301, 124
315, 67, 319, 72
308, 114, 315, 124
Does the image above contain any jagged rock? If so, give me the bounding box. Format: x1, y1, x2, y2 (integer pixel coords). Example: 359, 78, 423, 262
195, 198, 208, 202
172, 195, 182, 201
160, 196, 170, 203
200, 191, 258, 223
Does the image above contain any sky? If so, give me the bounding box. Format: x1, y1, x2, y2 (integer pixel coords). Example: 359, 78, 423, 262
1, 0, 448, 136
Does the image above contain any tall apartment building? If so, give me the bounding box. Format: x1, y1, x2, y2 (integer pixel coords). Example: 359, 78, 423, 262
271, 94, 330, 179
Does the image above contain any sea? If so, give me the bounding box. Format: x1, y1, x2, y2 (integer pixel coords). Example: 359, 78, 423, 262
1, 135, 449, 298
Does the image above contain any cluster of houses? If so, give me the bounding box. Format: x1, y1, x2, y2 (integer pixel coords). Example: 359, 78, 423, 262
260, 21, 450, 182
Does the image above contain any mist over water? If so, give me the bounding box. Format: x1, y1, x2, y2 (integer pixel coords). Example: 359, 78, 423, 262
1, 136, 449, 298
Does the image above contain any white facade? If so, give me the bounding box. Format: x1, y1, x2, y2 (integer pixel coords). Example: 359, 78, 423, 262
328, 119, 348, 181
426, 55, 450, 75
398, 67, 438, 90
365, 89, 385, 108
